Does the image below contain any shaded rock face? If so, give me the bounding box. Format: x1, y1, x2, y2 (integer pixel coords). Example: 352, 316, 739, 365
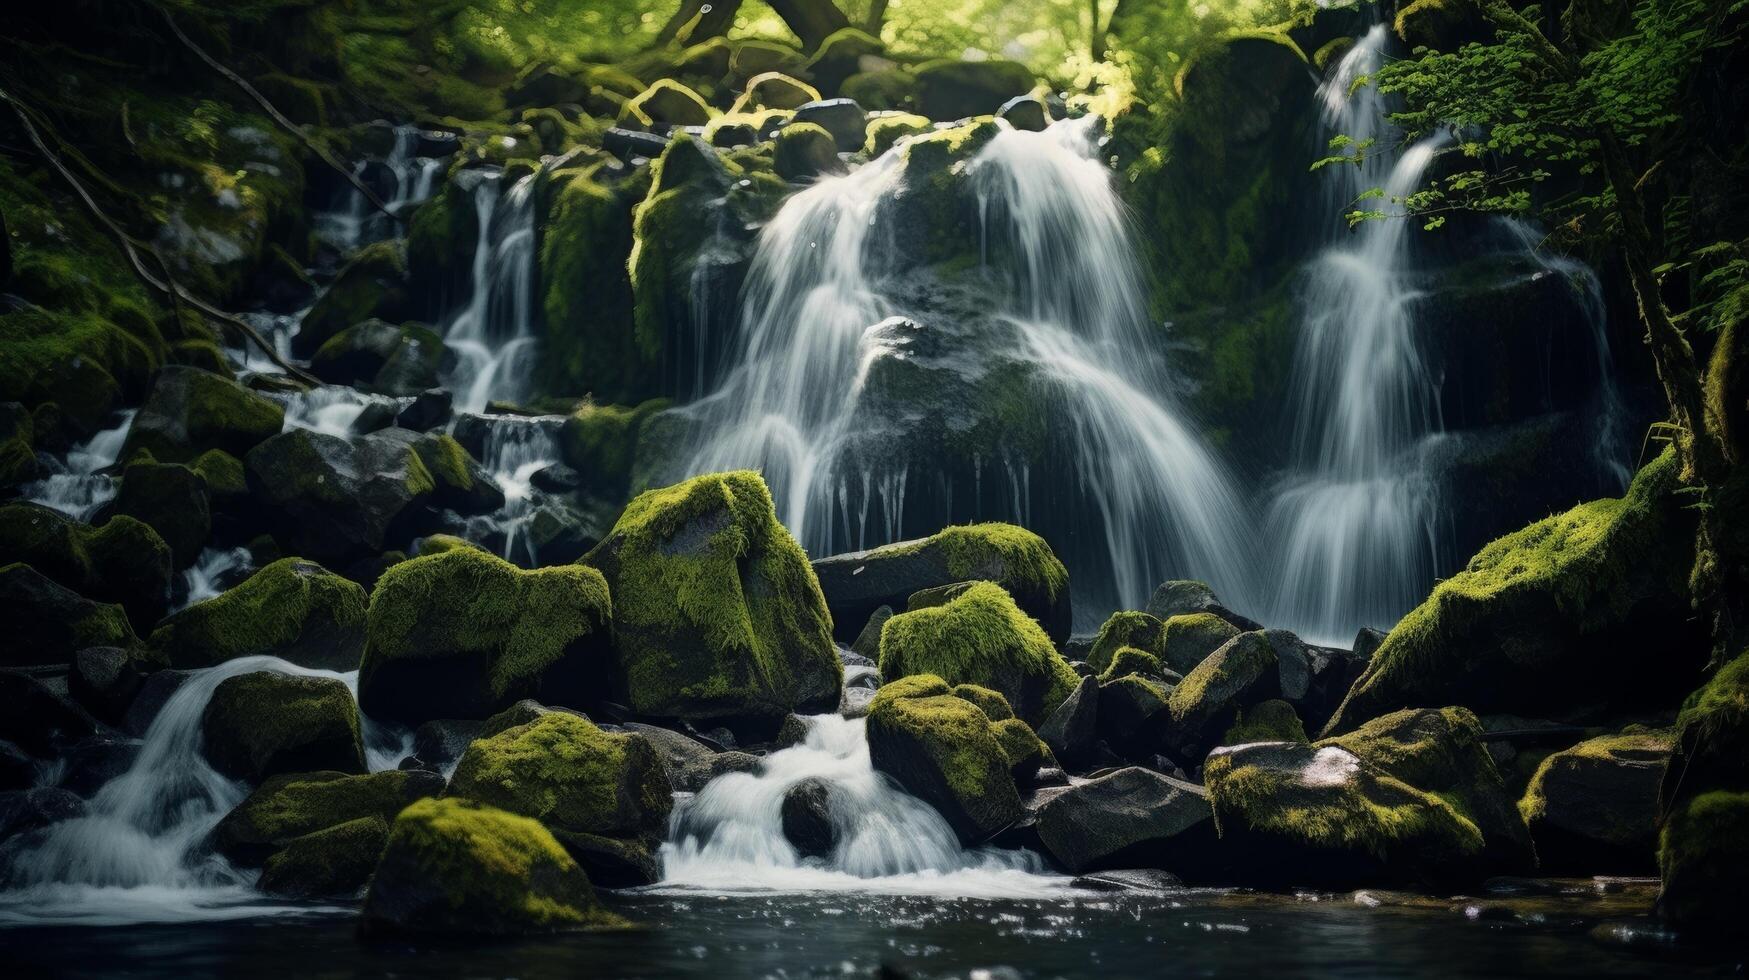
1, 563, 137, 667
1521, 729, 1670, 874
245, 427, 437, 565
149, 558, 367, 670
865, 681, 1023, 844
114, 460, 210, 569
1166, 632, 1282, 762
583, 471, 840, 732
1035, 767, 1216, 875
1037, 674, 1099, 771
0, 503, 173, 629
0, 669, 99, 757
259, 815, 388, 898
1204, 741, 1484, 889
122, 366, 286, 465
358, 549, 614, 726
199, 672, 364, 784
363, 797, 622, 936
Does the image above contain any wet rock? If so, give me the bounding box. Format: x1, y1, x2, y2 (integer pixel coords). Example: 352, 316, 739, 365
1035, 767, 1215, 874
1658, 789, 1749, 937
1070, 868, 1182, 893
913, 58, 1034, 121
1352, 626, 1386, 661
199, 671, 364, 784
850, 606, 893, 661
0, 503, 173, 628
774, 122, 843, 181
362, 798, 624, 935
121, 366, 286, 464
1521, 728, 1669, 873
866, 678, 1024, 844
1145, 580, 1261, 632
410, 432, 504, 515
1, 563, 138, 667
259, 814, 388, 898
793, 98, 868, 151
1157, 613, 1241, 675
358, 549, 613, 725
396, 389, 452, 432
813, 523, 1072, 645
675, 751, 762, 793
114, 459, 211, 568
530, 462, 582, 493
309, 318, 449, 396
1164, 632, 1282, 761
122, 669, 195, 736
213, 769, 444, 866
406, 718, 483, 775
781, 777, 836, 858
0, 669, 99, 756
149, 558, 367, 670
997, 94, 1050, 132
603, 127, 671, 163
0, 787, 84, 840
245, 427, 436, 565
582, 471, 840, 730
294, 241, 410, 358
1038, 675, 1098, 770
1097, 676, 1173, 761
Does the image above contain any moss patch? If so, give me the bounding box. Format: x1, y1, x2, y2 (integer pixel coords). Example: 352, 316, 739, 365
1088, 611, 1166, 673
151, 558, 366, 670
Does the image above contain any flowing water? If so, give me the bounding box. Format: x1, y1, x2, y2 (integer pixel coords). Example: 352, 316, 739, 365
19, 410, 135, 521
442, 171, 540, 415
315, 124, 445, 250
174, 546, 255, 611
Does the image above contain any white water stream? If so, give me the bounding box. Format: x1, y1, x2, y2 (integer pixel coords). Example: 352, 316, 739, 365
19, 410, 135, 521
442, 172, 540, 415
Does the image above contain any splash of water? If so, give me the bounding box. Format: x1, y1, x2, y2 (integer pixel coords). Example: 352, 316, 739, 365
273, 385, 404, 439
20, 410, 136, 521
175, 547, 255, 612
442, 173, 540, 415
656, 714, 1068, 898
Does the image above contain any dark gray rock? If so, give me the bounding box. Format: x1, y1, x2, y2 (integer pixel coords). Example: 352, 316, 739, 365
0, 669, 99, 756
1038, 675, 1098, 771
781, 777, 836, 858
1035, 767, 1215, 874
0, 787, 84, 840
124, 669, 196, 736
59, 733, 141, 797
793, 98, 867, 151
1144, 580, 1261, 632
396, 389, 452, 432
69, 646, 147, 725
997, 94, 1050, 131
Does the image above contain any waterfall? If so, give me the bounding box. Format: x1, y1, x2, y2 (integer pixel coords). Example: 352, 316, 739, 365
442, 172, 540, 415
1262, 25, 1452, 643
20, 410, 135, 521
656, 714, 1068, 898
451, 415, 566, 566
681, 117, 1257, 616
315, 124, 445, 250
175, 547, 255, 612
0, 657, 405, 925
274, 385, 405, 438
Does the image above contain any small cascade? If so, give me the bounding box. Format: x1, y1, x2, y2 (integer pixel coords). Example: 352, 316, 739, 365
20, 411, 136, 521
682, 117, 1257, 616
0, 657, 405, 925
657, 714, 1067, 898
273, 385, 405, 438
314, 124, 445, 250
442, 172, 540, 415
1263, 24, 1452, 643
451, 414, 566, 566
175, 547, 255, 611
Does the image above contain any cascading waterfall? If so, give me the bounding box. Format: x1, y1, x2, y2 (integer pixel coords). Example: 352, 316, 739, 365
683, 117, 1257, 615
1262, 24, 1452, 643
273, 385, 406, 438
442, 172, 540, 416
175, 546, 255, 611
0, 657, 406, 925
453, 415, 565, 566
315, 124, 445, 250
20, 410, 135, 521
657, 714, 1067, 898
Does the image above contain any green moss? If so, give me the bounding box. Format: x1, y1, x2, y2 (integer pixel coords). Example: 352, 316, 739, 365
863, 111, 932, 156
1519, 727, 1674, 827
1168, 631, 1272, 722
295, 240, 408, 358
216, 770, 440, 863
1658, 789, 1749, 934
557, 398, 670, 502
1223, 699, 1307, 745
773, 122, 840, 180
539, 167, 640, 401
2, 560, 139, 654
896, 120, 1000, 263
879, 581, 1077, 727
258, 815, 388, 898
1088, 611, 1166, 672
0, 404, 34, 488
990, 715, 1053, 780
627, 136, 728, 383
1099, 646, 1168, 683
123, 366, 286, 464
873, 692, 1013, 801
582, 470, 838, 723
951, 683, 1015, 722
1159, 612, 1241, 675
418, 533, 483, 556
449, 712, 670, 841
932, 522, 1069, 604
364, 797, 624, 935
151, 558, 367, 670
868, 673, 953, 714
736, 72, 820, 111
200, 671, 364, 782
0, 502, 171, 626
191, 449, 247, 500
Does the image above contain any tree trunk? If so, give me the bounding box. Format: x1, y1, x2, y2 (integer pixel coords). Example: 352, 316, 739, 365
864, 0, 890, 35
1090, 0, 1106, 61
696, 0, 747, 39
766, 0, 852, 51
656, 0, 706, 46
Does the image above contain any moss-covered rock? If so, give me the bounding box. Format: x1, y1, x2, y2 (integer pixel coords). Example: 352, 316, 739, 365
582, 470, 839, 729
951, 683, 1015, 722
622, 79, 714, 128
122, 366, 285, 465
294, 240, 410, 358
1159, 612, 1243, 676
212, 768, 443, 865
1222, 699, 1307, 746
1327, 707, 1534, 873
1662, 650, 1749, 819
0, 402, 36, 489
448, 712, 671, 883
1087, 611, 1166, 674
309, 319, 447, 396
863, 111, 932, 156
114, 459, 210, 568
912, 59, 1033, 121
1323, 451, 1702, 735
773, 122, 842, 181
814, 522, 1071, 645
407, 180, 480, 303
362, 797, 623, 936
1204, 740, 1485, 888
1658, 789, 1749, 936
1166, 631, 1281, 761
1, 562, 137, 667
200, 671, 364, 783
1520, 728, 1670, 873
879, 581, 1077, 727
1096, 674, 1173, 759
149, 558, 366, 670
0, 503, 171, 628
990, 716, 1052, 784
865, 678, 1023, 844
245, 427, 435, 565
258, 815, 388, 898
844, 72, 918, 113
358, 548, 613, 725
410, 431, 503, 515
538, 169, 640, 403
1098, 647, 1168, 684
738, 72, 820, 111
556, 399, 670, 504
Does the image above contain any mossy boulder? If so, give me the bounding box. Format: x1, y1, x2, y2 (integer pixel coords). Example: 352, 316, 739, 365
865, 676, 1024, 843
556, 399, 670, 504
731, 39, 804, 79
864, 111, 932, 156
122, 366, 285, 465
844, 72, 918, 113
1159, 612, 1242, 675
1222, 699, 1307, 746
582, 471, 839, 730
309, 319, 448, 396
1, 562, 137, 667
622, 79, 714, 128
358, 549, 613, 726
1658, 790, 1749, 936
199, 671, 364, 784
259, 814, 388, 898
448, 712, 671, 884
1327, 452, 1702, 735
149, 558, 366, 670
990, 716, 1053, 784
212, 768, 444, 865
538, 170, 640, 403
951, 683, 1014, 722
1326, 707, 1534, 873
1035, 766, 1216, 874
773, 122, 842, 181
410, 431, 504, 515
1204, 741, 1485, 888
1661, 650, 1749, 819
1145, 580, 1261, 632
1166, 631, 1282, 761
912, 59, 1034, 121
245, 427, 435, 565
738, 72, 820, 111
294, 240, 410, 357
814, 522, 1071, 645
1519, 728, 1670, 873
1096, 673, 1174, 760
407, 180, 480, 302
794, 99, 869, 151
114, 459, 210, 568
363, 797, 623, 936
0, 305, 157, 436
879, 581, 1077, 727
0, 503, 172, 627
0, 402, 37, 489
1099, 647, 1171, 685
1087, 611, 1166, 674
